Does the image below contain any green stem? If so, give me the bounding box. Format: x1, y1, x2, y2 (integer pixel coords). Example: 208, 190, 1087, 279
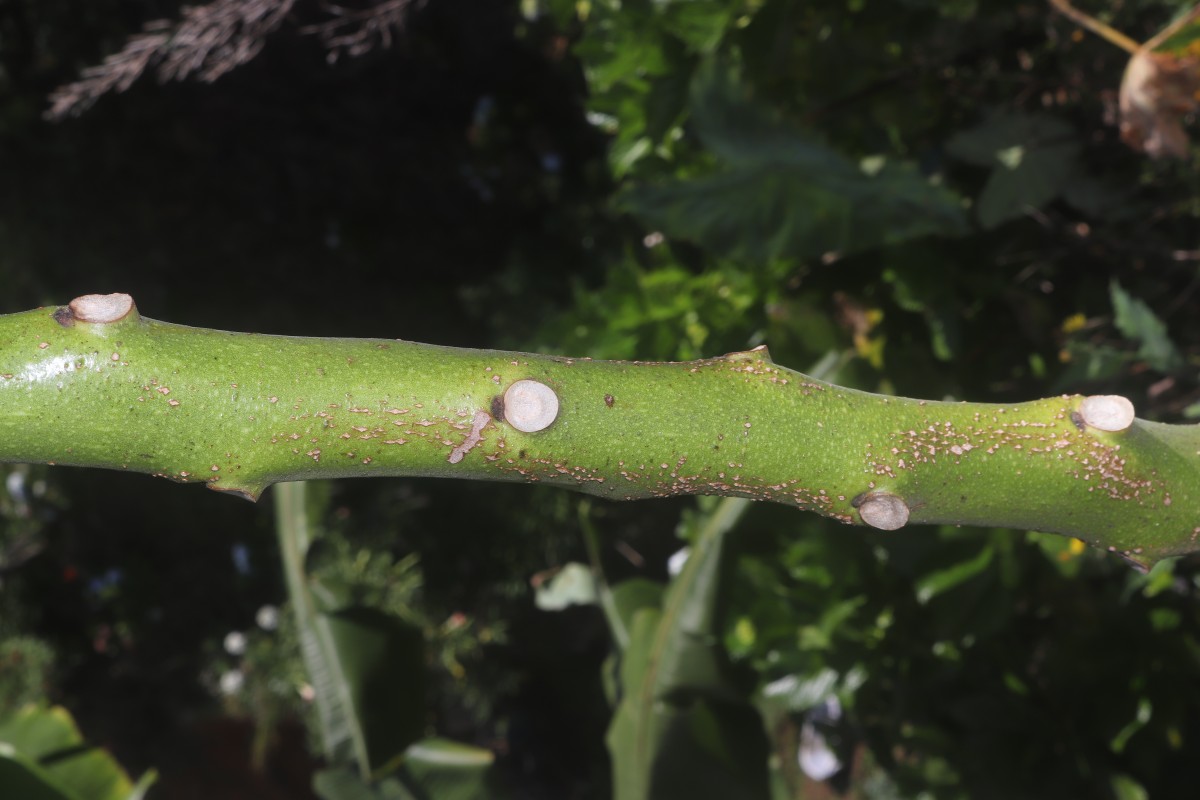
2, 294, 1197, 565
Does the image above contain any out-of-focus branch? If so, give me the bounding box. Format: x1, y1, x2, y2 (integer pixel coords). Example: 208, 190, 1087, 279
1048, 0, 1142, 54
301, 0, 417, 63
45, 0, 417, 120
47, 0, 295, 120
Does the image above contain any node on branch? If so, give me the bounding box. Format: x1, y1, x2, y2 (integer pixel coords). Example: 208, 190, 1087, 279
857, 493, 911, 531
1079, 395, 1135, 433
502, 380, 559, 433
67, 293, 136, 324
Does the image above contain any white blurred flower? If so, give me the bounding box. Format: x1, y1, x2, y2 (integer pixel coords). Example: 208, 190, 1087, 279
667, 547, 691, 577
6, 470, 25, 502
256, 605, 279, 631
223, 631, 247, 656
798, 697, 844, 781
6, 470, 29, 517
798, 722, 841, 780
219, 669, 244, 696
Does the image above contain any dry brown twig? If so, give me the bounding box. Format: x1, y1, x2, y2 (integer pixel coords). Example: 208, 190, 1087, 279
301, 0, 415, 63
45, 0, 416, 120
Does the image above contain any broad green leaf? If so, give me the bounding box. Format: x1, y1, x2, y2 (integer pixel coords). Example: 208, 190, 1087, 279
400, 738, 494, 800
0, 705, 153, 800
314, 767, 408, 800
606, 497, 770, 800
609, 578, 665, 635
275, 482, 426, 779
946, 113, 1080, 228
323, 608, 427, 775
1110, 774, 1150, 800
602, 577, 664, 656
315, 740, 494, 800
1052, 340, 1130, 390
1109, 280, 1182, 372
579, 500, 657, 656
620, 64, 967, 261
0, 749, 74, 800
313, 767, 373, 800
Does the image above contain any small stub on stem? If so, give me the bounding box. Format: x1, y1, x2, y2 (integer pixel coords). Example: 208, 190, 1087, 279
857, 492, 910, 531
1079, 395, 1135, 433
68, 293, 136, 324
502, 379, 559, 433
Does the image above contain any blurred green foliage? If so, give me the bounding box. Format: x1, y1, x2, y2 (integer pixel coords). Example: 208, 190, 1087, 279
0, 0, 1198, 798
0, 704, 155, 799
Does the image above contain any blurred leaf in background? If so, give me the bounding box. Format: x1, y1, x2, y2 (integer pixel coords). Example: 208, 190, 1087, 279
1110, 279, 1184, 372
0, 705, 156, 800
621, 64, 967, 262
946, 113, 1081, 229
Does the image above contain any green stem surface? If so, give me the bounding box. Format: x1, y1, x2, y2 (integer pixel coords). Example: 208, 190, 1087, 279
1, 296, 1196, 564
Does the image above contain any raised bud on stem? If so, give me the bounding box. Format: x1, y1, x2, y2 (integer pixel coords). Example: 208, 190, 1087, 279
1079, 394, 1135, 433
857, 492, 910, 531
67, 293, 135, 324
502, 379, 559, 433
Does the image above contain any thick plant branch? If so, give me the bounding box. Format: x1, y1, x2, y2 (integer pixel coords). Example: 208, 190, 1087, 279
1, 294, 1196, 565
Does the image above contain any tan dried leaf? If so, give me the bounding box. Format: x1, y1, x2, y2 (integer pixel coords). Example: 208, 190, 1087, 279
1051, 1, 1200, 159
1118, 49, 1200, 159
